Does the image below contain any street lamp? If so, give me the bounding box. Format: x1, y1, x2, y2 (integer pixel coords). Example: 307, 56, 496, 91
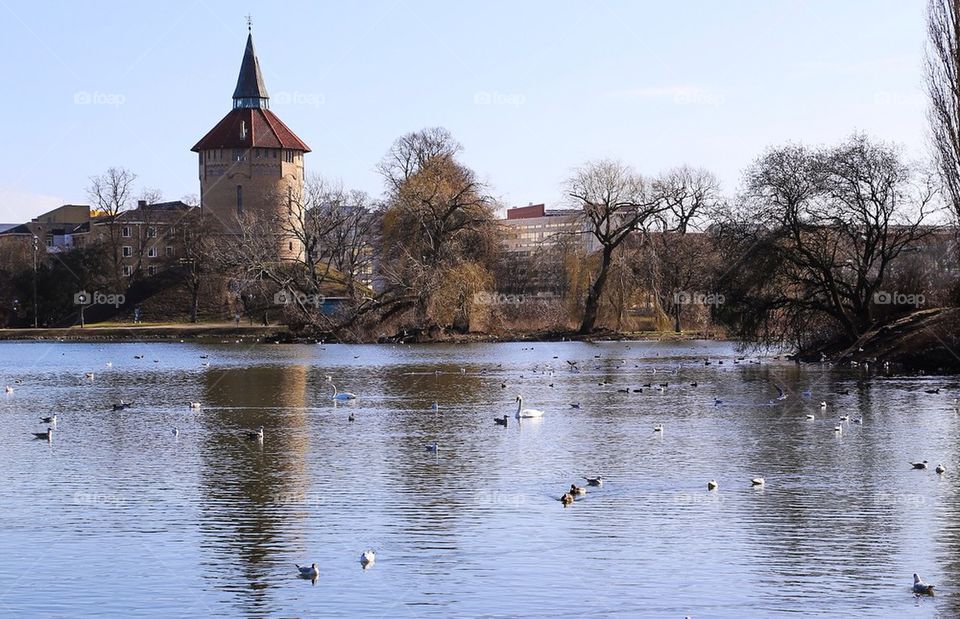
32, 235, 39, 328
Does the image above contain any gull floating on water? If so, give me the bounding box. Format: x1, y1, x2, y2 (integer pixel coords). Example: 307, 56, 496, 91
653, 424, 664, 432
806, 414, 815, 420
296, 563, 319, 579
708, 480, 718, 490
245, 426, 264, 441
913, 573, 935, 595
40, 415, 56, 424
425, 442, 439, 452
360, 550, 376, 567
584, 476, 603, 487
751, 477, 765, 486
820, 401, 827, 409
936, 464, 946, 474
911, 460, 929, 470
4, 386, 13, 394
189, 402, 201, 409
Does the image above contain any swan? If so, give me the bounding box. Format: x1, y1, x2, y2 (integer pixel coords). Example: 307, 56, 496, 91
296, 563, 319, 579
326, 376, 357, 401
515, 396, 544, 419
583, 476, 603, 486
751, 477, 765, 486
936, 464, 946, 474
245, 426, 264, 441
33, 428, 53, 441
360, 550, 376, 567
913, 573, 935, 595
707, 480, 718, 490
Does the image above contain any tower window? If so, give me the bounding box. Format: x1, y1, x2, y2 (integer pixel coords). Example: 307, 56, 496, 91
287, 186, 293, 215
236, 185, 243, 215
233, 149, 245, 162
289, 241, 293, 251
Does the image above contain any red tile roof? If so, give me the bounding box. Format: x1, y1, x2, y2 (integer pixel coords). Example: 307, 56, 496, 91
192, 107, 311, 152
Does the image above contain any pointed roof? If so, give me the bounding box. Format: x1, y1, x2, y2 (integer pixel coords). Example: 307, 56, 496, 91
232, 33, 269, 108
191, 107, 311, 152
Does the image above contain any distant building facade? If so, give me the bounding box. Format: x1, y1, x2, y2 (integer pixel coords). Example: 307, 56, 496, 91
500, 203, 599, 255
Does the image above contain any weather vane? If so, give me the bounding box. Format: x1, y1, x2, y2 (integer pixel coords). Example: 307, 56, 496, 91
245, 14, 252, 32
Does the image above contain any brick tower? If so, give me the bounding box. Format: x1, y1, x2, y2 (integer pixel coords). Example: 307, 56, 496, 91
192, 25, 310, 261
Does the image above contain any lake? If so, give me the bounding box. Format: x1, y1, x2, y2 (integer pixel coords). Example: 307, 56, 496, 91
0, 339, 957, 618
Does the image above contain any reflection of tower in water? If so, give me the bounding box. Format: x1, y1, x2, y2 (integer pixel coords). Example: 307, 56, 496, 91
197, 361, 310, 610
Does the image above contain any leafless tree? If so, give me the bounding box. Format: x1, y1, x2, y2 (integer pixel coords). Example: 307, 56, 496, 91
926, 0, 960, 221
566, 159, 667, 334
87, 167, 137, 288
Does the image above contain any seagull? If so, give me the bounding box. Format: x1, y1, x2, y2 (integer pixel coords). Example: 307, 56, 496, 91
708, 480, 718, 491
820, 401, 827, 409
245, 426, 264, 441
33, 428, 53, 441
806, 414, 816, 420
653, 424, 664, 432
570, 484, 586, 496
494, 415, 508, 427
40, 415, 56, 424
913, 573, 935, 595
296, 563, 319, 579
834, 425, 842, 434
4, 386, 13, 394
839, 415, 849, 422
85, 372, 95, 380
936, 464, 946, 475
112, 400, 132, 411
583, 476, 603, 486
360, 550, 376, 567
751, 477, 765, 486
189, 402, 201, 409
911, 461, 929, 470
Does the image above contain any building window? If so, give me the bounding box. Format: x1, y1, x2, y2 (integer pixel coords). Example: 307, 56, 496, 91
165, 246, 174, 257
122, 226, 131, 238
199, 151, 204, 163
147, 265, 157, 276
271, 149, 277, 159
287, 186, 293, 215
122, 246, 132, 258
147, 247, 157, 258
122, 265, 133, 276
255, 148, 262, 159
236, 185, 243, 215
233, 149, 245, 162
147, 227, 157, 238
289, 241, 293, 251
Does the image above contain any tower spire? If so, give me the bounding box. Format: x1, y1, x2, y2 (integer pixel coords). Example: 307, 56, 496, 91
232, 26, 269, 109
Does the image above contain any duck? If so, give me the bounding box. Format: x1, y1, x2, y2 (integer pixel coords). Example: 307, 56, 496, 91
172, 427, 179, 437
560, 493, 574, 506
707, 480, 718, 491
925, 388, 941, 394
839, 415, 849, 422
494, 415, 508, 427
189, 402, 201, 409
751, 477, 765, 486
936, 464, 946, 475
112, 400, 131, 411
33, 428, 53, 441
570, 403, 581, 409
40, 415, 56, 424
913, 573, 935, 595
515, 396, 544, 419
425, 442, 439, 453
245, 426, 264, 441
84, 372, 95, 380
805, 414, 816, 420
348, 412, 355, 422
834, 425, 843, 434
820, 401, 827, 409
911, 460, 929, 470
430, 401, 439, 411
296, 563, 319, 579
853, 417, 863, 424
570, 484, 586, 496
583, 476, 603, 487
653, 424, 664, 432
360, 550, 376, 567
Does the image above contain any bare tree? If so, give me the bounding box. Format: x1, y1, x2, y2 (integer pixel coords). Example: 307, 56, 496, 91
87, 167, 137, 287
566, 159, 667, 334
926, 0, 960, 221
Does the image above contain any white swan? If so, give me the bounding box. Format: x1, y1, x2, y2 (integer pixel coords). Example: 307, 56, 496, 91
326, 376, 357, 401
515, 396, 544, 418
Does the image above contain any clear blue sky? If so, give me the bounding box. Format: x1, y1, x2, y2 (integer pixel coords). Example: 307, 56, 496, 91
0, 0, 929, 222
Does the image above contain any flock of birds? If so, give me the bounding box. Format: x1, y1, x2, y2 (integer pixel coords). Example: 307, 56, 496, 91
4, 347, 951, 596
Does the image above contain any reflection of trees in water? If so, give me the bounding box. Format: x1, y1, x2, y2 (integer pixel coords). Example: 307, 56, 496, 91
197, 362, 309, 613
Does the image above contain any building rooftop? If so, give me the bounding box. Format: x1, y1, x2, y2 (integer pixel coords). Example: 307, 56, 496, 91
192, 106, 310, 152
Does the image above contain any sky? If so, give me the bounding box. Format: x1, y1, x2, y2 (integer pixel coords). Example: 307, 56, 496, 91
0, 0, 931, 223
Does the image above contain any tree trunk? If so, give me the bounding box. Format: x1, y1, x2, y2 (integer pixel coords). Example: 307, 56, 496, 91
579, 247, 613, 334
